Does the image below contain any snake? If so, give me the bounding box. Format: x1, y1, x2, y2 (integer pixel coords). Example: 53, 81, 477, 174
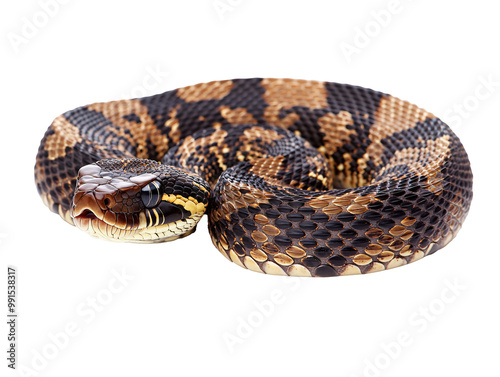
34, 78, 473, 277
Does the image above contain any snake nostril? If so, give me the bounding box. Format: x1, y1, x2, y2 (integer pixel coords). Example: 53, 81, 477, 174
104, 198, 111, 207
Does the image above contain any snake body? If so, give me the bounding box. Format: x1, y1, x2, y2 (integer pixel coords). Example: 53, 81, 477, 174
34, 78, 473, 277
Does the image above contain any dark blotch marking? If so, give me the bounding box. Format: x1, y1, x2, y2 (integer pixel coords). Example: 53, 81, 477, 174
314, 265, 338, 277
287, 229, 306, 239
302, 256, 321, 267
328, 255, 347, 267
274, 235, 293, 247
314, 246, 332, 258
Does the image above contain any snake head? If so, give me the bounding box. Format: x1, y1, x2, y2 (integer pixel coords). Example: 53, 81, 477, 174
71, 158, 210, 243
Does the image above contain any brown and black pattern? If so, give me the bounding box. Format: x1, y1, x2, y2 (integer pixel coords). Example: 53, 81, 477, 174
34, 78, 473, 276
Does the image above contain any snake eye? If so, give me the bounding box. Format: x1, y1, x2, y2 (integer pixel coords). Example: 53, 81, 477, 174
141, 181, 163, 208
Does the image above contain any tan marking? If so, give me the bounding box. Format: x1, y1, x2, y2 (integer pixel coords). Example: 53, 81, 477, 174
234, 126, 286, 170
138, 212, 147, 229
410, 250, 425, 263
165, 107, 181, 144
353, 254, 372, 266
251, 230, 268, 243
286, 246, 306, 258
399, 245, 413, 256
192, 181, 209, 194
44, 115, 83, 160
242, 126, 284, 144
323, 204, 342, 215
242, 193, 256, 204
262, 108, 300, 129
262, 242, 279, 255
176, 80, 234, 102
365, 262, 386, 274
243, 256, 263, 273
401, 217, 416, 226
377, 136, 451, 185
250, 248, 268, 262
365, 228, 384, 238
229, 249, 245, 268
274, 253, 294, 266
218, 234, 229, 251
333, 193, 358, 206
261, 78, 328, 109
389, 239, 404, 251
261, 78, 327, 128
88, 99, 169, 159
378, 251, 395, 262
367, 95, 435, 161
365, 244, 383, 255
219, 106, 258, 125
340, 264, 362, 276
389, 225, 407, 236
337, 152, 360, 188
354, 196, 372, 205
249, 156, 284, 179
232, 197, 245, 209
317, 111, 355, 155
59, 204, 73, 224
309, 198, 330, 208
400, 230, 414, 241
347, 203, 368, 214
287, 264, 312, 277
307, 170, 330, 189
226, 188, 241, 200
355, 153, 371, 187
262, 261, 287, 276
175, 128, 229, 181
378, 235, 394, 245
254, 214, 269, 225
305, 192, 374, 212
386, 257, 407, 270
262, 225, 280, 236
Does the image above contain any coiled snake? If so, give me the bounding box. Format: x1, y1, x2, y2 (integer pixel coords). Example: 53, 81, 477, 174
34, 78, 473, 277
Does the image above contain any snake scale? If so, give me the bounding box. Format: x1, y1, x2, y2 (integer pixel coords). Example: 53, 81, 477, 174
34, 78, 473, 277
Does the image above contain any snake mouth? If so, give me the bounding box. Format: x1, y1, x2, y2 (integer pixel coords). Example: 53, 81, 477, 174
72, 196, 147, 241
72, 195, 203, 243
73, 208, 145, 242
76, 209, 99, 221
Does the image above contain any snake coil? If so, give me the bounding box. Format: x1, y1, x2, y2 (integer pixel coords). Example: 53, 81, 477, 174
35, 78, 473, 277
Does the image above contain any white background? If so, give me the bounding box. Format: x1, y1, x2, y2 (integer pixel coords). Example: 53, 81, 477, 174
1, 1, 498, 376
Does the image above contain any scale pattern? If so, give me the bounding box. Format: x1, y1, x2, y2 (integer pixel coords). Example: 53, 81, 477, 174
34, 78, 473, 277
